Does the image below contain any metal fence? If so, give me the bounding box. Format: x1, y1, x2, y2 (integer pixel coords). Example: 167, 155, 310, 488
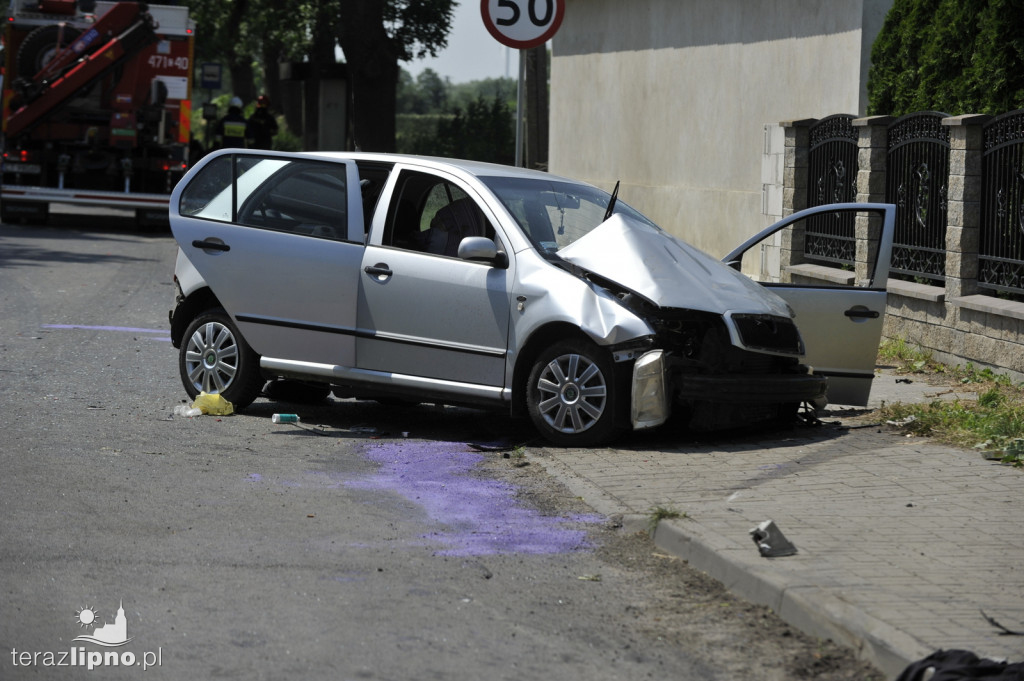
886, 112, 950, 286
804, 114, 858, 267
980, 110, 1024, 298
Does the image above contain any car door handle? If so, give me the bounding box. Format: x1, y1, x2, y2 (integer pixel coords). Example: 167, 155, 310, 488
192, 239, 230, 252
364, 263, 393, 277
844, 308, 880, 319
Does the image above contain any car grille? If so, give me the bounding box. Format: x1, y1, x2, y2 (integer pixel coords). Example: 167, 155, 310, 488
647, 309, 802, 375
730, 314, 802, 356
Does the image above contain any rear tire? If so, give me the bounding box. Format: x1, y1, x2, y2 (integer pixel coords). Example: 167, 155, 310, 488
179, 308, 262, 409
526, 339, 621, 447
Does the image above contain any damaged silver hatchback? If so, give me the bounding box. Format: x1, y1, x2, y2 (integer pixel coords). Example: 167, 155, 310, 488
169, 150, 895, 446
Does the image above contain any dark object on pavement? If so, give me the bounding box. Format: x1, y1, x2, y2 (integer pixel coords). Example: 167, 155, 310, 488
895, 649, 1024, 681
749, 520, 797, 557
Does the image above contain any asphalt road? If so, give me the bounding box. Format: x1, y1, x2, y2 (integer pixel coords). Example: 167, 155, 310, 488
0, 215, 708, 681
0, 214, 881, 681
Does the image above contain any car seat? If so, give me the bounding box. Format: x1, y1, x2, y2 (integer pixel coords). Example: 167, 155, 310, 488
425, 198, 489, 256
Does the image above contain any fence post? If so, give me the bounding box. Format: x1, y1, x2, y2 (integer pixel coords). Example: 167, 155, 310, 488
852, 116, 894, 283
779, 119, 814, 281
942, 115, 990, 298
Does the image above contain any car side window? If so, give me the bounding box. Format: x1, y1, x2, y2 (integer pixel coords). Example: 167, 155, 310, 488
384, 170, 495, 257
237, 161, 348, 240
178, 155, 234, 220
179, 155, 352, 241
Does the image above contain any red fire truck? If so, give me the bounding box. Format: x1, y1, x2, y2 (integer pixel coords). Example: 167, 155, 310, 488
1, 0, 195, 226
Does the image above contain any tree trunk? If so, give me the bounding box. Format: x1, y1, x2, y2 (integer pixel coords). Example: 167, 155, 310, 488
347, 61, 399, 151
336, 2, 400, 152
228, 59, 256, 106
224, 0, 254, 104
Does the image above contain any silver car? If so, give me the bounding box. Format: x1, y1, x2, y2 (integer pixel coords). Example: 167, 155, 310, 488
168, 150, 894, 446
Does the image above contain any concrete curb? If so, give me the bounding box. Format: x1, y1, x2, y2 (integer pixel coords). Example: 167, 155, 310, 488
532, 450, 934, 680
651, 518, 933, 679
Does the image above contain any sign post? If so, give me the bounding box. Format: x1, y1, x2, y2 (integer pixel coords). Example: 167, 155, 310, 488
199, 62, 223, 150
480, 0, 565, 166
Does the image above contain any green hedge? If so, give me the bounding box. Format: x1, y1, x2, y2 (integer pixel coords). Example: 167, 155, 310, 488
868, 0, 1024, 116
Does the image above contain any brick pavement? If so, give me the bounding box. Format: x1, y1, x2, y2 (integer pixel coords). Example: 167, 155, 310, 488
530, 371, 1024, 679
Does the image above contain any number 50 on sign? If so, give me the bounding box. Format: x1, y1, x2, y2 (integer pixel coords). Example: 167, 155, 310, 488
481, 0, 566, 50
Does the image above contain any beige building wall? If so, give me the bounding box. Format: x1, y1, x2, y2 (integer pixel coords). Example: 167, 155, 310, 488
549, 0, 893, 258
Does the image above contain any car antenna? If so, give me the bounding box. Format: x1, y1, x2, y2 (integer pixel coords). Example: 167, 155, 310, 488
603, 180, 620, 222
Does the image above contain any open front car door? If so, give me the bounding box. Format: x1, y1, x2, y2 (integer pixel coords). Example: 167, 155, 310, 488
723, 203, 896, 406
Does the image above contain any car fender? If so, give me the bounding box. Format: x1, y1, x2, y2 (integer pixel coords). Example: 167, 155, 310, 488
510, 262, 654, 354
174, 247, 208, 297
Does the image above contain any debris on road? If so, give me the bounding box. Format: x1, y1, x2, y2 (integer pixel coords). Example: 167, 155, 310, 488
192, 392, 234, 416
980, 609, 1024, 636
750, 520, 798, 557
173, 405, 203, 418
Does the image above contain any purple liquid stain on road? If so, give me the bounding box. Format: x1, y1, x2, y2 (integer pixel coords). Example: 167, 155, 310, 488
43, 324, 168, 334
348, 440, 600, 557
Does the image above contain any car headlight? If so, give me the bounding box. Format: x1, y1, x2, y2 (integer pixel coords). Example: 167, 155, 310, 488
631, 350, 669, 430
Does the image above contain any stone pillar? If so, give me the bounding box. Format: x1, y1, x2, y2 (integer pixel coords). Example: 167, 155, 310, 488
942, 115, 990, 298
853, 116, 893, 284
779, 119, 814, 280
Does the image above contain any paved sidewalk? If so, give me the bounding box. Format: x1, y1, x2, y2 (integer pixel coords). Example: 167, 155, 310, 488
531, 371, 1024, 679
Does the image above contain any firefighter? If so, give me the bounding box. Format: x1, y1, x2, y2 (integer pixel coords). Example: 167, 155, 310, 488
246, 95, 279, 150
214, 96, 247, 149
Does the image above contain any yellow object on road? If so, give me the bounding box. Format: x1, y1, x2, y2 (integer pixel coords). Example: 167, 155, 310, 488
192, 392, 234, 415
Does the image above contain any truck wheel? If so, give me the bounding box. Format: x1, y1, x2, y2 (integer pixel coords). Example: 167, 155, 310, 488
179, 309, 262, 410
526, 339, 621, 447
17, 25, 82, 77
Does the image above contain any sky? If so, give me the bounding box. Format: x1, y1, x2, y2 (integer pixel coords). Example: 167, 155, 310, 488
407, 2, 520, 83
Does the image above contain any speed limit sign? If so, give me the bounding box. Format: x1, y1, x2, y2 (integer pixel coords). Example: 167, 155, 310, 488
481, 0, 565, 50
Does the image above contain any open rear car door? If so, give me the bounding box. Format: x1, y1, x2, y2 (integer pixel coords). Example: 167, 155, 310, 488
723, 203, 896, 406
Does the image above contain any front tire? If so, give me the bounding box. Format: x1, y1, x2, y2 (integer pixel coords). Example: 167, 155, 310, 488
526, 339, 621, 447
179, 309, 262, 409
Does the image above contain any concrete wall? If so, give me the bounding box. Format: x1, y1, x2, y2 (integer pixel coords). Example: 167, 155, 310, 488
549, 0, 893, 258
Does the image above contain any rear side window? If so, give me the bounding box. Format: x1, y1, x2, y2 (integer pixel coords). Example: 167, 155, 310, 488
178, 154, 352, 241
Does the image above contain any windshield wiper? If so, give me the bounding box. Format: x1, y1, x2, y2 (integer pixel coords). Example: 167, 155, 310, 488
603, 180, 620, 221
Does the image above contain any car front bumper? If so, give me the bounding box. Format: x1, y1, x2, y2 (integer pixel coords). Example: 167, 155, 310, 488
628, 349, 827, 431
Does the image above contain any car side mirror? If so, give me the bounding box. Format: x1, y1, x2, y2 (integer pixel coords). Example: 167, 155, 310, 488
458, 236, 508, 268
724, 259, 742, 271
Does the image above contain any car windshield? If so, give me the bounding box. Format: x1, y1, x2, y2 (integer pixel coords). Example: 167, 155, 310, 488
480, 176, 657, 254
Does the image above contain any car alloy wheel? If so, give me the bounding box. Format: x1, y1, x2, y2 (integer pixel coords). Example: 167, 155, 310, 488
179, 308, 262, 409
185, 320, 239, 394
527, 339, 620, 446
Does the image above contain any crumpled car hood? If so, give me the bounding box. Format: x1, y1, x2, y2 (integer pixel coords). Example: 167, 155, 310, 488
558, 214, 792, 318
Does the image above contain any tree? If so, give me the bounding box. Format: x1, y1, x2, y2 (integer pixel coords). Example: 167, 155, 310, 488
868, 0, 1024, 115
185, 0, 456, 151
336, 0, 456, 152
395, 68, 515, 161
431, 95, 514, 164
187, 0, 256, 104
416, 69, 450, 112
